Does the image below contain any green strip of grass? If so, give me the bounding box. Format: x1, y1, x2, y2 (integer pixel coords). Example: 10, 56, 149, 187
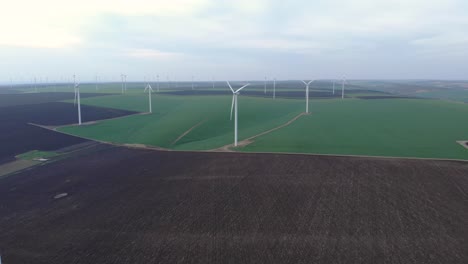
16, 150, 59, 160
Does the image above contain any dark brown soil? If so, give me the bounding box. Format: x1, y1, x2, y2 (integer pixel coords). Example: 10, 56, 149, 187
0, 146, 466, 264
0, 102, 136, 164
0, 92, 111, 108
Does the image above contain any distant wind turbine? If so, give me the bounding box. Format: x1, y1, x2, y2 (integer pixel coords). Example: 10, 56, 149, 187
74, 78, 82, 125
73, 75, 77, 105
191, 76, 194, 90
144, 82, 154, 113
342, 77, 346, 99
301, 80, 314, 113
157, 75, 160, 92
227, 81, 250, 147
95, 75, 99, 91
273, 78, 276, 99
120, 74, 125, 94
264, 77, 267, 94
333, 80, 335, 95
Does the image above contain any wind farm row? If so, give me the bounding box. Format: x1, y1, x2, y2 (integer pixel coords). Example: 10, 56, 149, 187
3, 77, 456, 160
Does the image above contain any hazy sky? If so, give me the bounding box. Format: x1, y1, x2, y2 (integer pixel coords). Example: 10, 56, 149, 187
1, 0, 467, 82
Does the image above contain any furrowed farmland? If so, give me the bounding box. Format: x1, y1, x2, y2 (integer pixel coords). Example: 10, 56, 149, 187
0, 146, 466, 263
1, 81, 467, 264
0, 93, 136, 164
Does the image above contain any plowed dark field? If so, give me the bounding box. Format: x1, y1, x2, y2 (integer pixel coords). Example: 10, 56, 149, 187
0, 92, 110, 107
0, 146, 466, 263
0, 101, 136, 164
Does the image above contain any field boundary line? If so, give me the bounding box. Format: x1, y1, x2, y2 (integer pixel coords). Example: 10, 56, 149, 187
28, 123, 170, 151
52, 111, 148, 129
29, 122, 468, 163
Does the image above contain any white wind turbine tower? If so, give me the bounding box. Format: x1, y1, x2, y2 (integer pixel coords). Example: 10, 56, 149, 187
120, 74, 128, 93
157, 75, 160, 92
73, 75, 78, 105
74, 77, 82, 125
191, 76, 194, 90
264, 77, 267, 94
121, 74, 125, 93
144, 82, 154, 113
342, 77, 346, 99
332, 80, 335, 95
34, 77, 37, 92
227, 81, 250, 147
273, 78, 276, 99
212, 77, 215, 89
301, 80, 314, 114
95, 75, 99, 91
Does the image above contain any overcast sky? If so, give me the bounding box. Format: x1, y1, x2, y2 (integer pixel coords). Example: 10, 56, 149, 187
1, 0, 467, 82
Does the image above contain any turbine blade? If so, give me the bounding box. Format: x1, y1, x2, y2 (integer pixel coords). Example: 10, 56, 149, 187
226, 81, 235, 93
235, 84, 250, 93
301, 80, 307, 85
307, 80, 314, 85
230, 95, 235, 120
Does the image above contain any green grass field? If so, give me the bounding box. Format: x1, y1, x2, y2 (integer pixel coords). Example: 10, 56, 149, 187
56, 90, 468, 160
16, 150, 59, 160
242, 99, 468, 159
59, 94, 304, 150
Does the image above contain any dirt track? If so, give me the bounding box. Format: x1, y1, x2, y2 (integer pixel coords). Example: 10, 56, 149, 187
214, 112, 307, 151
0, 146, 466, 264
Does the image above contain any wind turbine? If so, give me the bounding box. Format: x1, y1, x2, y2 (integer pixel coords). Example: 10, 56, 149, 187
73, 75, 77, 105
264, 77, 267, 94
342, 77, 346, 99
301, 80, 314, 113
157, 75, 160, 92
212, 77, 215, 89
273, 78, 276, 99
74, 78, 82, 125
120, 74, 127, 93
95, 75, 99, 91
144, 83, 154, 113
34, 77, 37, 92
191, 76, 194, 90
227, 81, 250, 147
332, 80, 335, 95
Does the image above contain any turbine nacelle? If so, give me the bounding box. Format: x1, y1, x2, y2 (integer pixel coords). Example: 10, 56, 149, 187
301, 80, 314, 87
144, 83, 154, 92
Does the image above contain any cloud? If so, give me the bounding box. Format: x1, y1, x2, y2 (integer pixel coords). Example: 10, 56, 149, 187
124, 48, 184, 59
1, 0, 467, 80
